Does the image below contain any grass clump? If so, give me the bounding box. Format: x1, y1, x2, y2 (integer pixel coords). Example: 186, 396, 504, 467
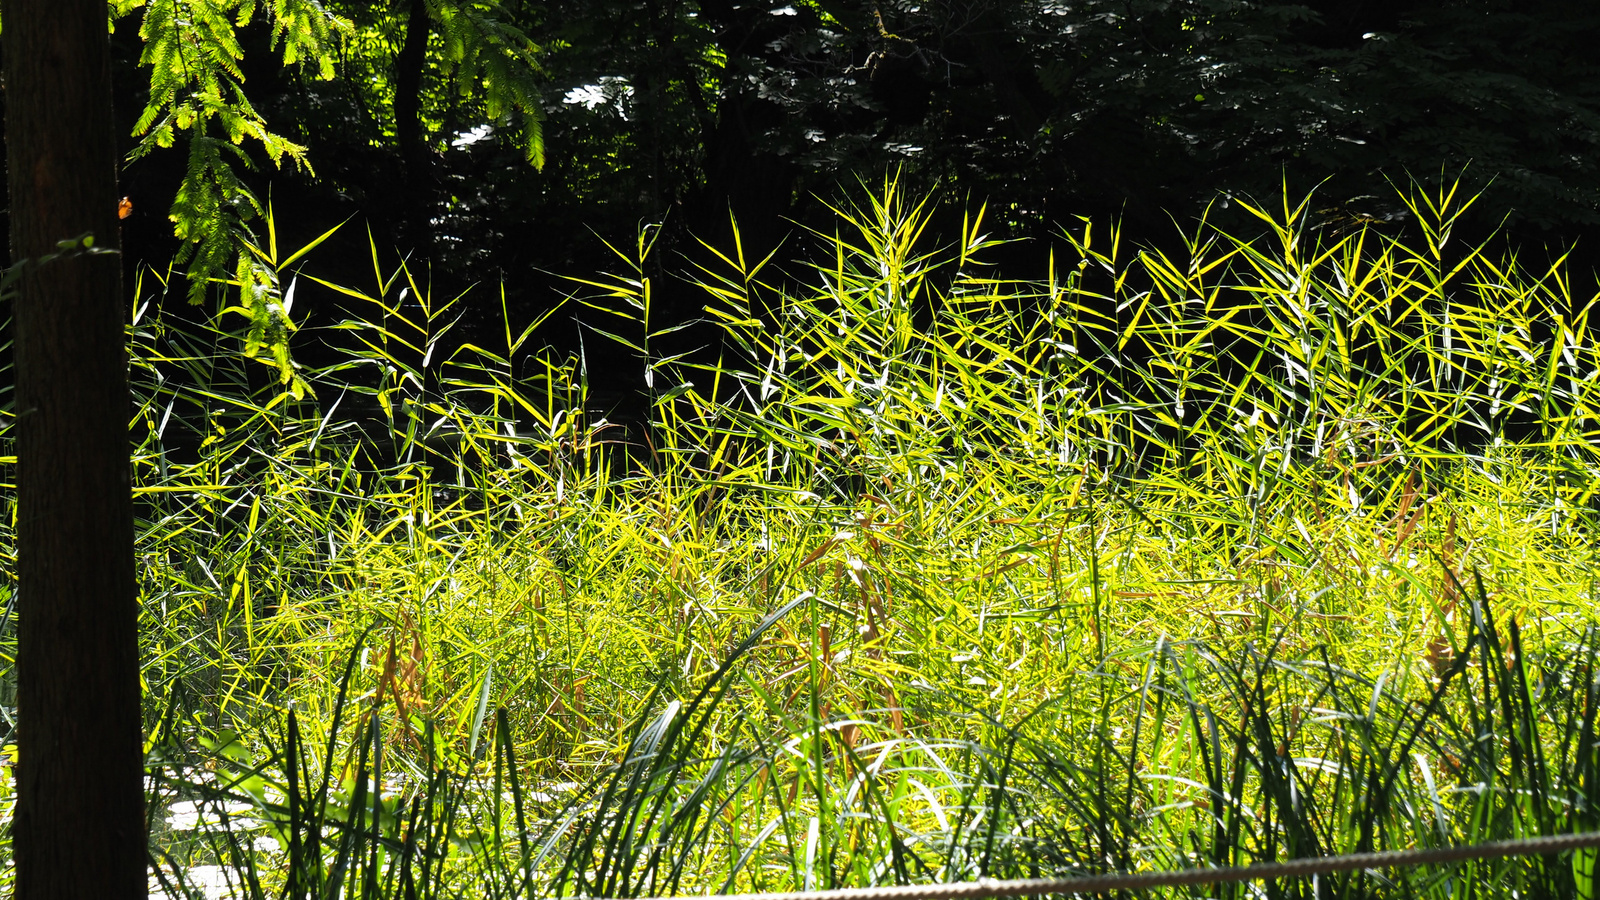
1, 177, 1599, 897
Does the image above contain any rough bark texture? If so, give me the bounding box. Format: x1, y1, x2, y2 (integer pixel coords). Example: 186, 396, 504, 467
2, 0, 145, 895
394, 0, 436, 254
394, 0, 431, 175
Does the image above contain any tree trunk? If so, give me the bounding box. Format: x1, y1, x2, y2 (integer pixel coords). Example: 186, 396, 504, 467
394, 0, 435, 254
2, 0, 145, 896
688, 0, 796, 262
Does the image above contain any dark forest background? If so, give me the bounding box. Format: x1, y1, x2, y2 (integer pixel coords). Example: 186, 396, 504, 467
14, 0, 1600, 404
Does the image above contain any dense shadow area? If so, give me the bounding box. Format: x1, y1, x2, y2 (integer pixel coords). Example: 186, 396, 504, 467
46, 0, 1595, 402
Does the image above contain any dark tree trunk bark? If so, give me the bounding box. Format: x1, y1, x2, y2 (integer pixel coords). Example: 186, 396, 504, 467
395, 0, 430, 173
687, 0, 796, 261
394, 0, 435, 254
2, 0, 144, 896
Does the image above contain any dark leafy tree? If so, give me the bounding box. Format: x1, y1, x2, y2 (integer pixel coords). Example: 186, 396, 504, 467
273, 0, 1600, 297
61, 0, 1600, 391
386, 0, 545, 253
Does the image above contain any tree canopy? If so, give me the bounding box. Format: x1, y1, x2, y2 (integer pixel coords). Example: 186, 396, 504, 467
18, 0, 1599, 332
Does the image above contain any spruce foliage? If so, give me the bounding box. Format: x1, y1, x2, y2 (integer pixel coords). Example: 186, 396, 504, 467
427, 0, 546, 167
127, 0, 346, 304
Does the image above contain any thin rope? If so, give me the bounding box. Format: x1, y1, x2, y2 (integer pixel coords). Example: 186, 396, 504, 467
634, 831, 1600, 900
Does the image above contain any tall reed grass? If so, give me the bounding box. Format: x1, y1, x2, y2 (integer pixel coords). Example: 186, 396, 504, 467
1, 177, 1598, 897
